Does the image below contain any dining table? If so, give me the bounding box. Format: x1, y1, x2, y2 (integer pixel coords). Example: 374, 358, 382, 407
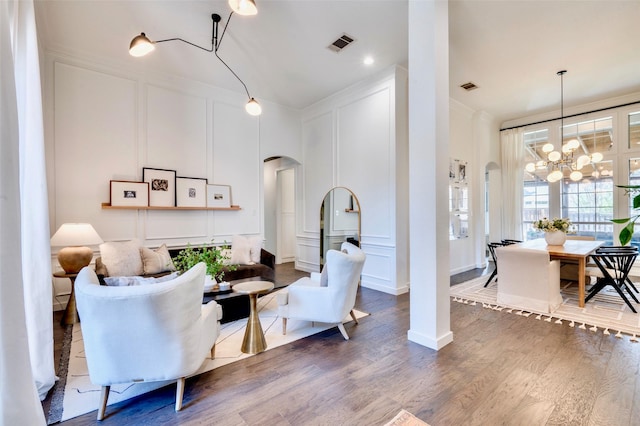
511, 238, 605, 307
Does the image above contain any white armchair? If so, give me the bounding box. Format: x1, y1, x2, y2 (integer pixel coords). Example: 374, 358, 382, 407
496, 246, 562, 313
278, 242, 366, 340
74, 262, 222, 420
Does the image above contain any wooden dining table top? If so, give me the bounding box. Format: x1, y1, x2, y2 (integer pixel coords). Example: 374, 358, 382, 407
508, 238, 605, 258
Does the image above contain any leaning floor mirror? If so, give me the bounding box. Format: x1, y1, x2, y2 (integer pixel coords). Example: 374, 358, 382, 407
320, 187, 361, 268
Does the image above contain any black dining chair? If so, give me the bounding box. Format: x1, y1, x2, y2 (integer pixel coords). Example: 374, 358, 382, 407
485, 242, 504, 287
594, 246, 639, 294
501, 239, 522, 245
585, 250, 638, 313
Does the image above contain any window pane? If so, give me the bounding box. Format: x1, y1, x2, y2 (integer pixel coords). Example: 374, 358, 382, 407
561, 160, 613, 241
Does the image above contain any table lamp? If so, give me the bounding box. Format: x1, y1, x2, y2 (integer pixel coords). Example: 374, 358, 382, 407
50, 223, 103, 274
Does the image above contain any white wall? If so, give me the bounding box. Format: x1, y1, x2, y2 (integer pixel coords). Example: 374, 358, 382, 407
298, 66, 409, 295
44, 52, 301, 309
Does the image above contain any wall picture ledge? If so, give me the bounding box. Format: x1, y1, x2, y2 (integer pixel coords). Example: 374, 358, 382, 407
176, 176, 208, 208
143, 167, 176, 207
207, 184, 232, 208
110, 180, 149, 207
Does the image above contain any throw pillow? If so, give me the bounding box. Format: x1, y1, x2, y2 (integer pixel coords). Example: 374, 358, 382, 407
104, 272, 179, 286
230, 235, 253, 265
99, 239, 143, 277
248, 236, 262, 264
140, 244, 176, 274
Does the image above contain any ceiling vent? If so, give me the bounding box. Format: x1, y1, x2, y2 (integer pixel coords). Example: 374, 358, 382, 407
328, 33, 356, 53
460, 82, 479, 91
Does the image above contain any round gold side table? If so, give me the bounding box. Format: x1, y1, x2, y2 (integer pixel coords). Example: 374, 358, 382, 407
232, 281, 274, 354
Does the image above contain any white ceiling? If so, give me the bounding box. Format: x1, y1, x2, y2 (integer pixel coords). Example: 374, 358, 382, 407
35, 0, 640, 124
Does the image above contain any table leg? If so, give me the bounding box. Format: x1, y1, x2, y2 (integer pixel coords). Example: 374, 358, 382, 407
241, 293, 267, 354
62, 276, 80, 325
578, 257, 586, 308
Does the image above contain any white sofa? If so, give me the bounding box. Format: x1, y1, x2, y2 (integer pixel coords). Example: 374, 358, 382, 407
75, 262, 222, 420
277, 242, 366, 340
495, 246, 562, 313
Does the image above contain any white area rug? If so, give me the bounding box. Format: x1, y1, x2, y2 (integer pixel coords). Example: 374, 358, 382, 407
48, 289, 368, 423
451, 276, 640, 339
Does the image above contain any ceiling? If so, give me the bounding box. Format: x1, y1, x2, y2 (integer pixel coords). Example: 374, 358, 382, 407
35, 0, 640, 124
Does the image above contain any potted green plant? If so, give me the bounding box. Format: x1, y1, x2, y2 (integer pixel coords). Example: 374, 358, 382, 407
174, 241, 236, 284
611, 184, 640, 245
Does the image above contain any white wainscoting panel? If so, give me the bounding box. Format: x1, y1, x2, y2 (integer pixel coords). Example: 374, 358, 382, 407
295, 236, 320, 273
337, 86, 394, 242
302, 112, 333, 234
53, 61, 139, 239
145, 85, 208, 176
212, 102, 261, 235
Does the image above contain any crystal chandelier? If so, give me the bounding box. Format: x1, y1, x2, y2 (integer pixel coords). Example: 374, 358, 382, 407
525, 70, 603, 182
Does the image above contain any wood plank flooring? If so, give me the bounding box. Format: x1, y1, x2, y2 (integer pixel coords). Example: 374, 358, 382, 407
47, 264, 640, 425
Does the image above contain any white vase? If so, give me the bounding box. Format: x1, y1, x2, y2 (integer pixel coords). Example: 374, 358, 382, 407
545, 230, 567, 246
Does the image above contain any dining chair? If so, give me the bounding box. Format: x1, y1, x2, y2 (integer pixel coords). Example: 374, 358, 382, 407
594, 246, 639, 294
485, 242, 504, 287
585, 251, 638, 313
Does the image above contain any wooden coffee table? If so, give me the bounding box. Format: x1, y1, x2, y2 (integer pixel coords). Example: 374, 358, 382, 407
232, 281, 274, 354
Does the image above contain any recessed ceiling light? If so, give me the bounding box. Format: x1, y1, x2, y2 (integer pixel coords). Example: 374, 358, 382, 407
363, 56, 374, 65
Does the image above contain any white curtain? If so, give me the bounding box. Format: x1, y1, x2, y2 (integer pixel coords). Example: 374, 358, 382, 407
500, 128, 525, 240
1, 0, 53, 423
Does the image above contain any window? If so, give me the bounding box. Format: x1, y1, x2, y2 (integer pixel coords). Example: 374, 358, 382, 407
523, 129, 550, 238
561, 160, 614, 243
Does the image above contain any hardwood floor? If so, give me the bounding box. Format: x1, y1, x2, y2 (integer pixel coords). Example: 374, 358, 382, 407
47, 266, 640, 425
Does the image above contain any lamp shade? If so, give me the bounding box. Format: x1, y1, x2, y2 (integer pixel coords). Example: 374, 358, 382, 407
229, 0, 257, 15
245, 98, 262, 116
129, 33, 155, 57
51, 224, 103, 273
50, 223, 103, 247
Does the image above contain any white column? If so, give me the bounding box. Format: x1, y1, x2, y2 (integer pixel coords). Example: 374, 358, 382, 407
407, 0, 453, 349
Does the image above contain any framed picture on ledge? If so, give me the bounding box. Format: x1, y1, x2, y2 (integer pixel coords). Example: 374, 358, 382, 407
176, 176, 208, 207
207, 184, 231, 208
143, 167, 176, 207
110, 180, 149, 207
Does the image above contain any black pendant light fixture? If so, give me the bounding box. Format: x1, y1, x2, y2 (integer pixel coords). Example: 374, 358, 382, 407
129, 4, 261, 116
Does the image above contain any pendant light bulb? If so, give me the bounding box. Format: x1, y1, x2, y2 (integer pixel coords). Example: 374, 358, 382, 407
525, 163, 536, 173
542, 143, 555, 153
245, 98, 262, 116
129, 33, 155, 57
548, 151, 561, 162
591, 152, 603, 163
570, 170, 583, 181
229, 0, 257, 16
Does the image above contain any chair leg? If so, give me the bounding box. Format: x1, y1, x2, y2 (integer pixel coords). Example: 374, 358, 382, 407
97, 385, 110, 421
350, 310, 359, 324
282, 318, 287, 335
337, 323, 350, 340
175, 377, 185, 411
484, 269, 497, 288
210, 344, 216, 359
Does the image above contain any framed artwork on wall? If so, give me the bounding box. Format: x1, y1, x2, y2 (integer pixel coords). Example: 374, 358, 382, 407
176, 176, 208, 207
143, 167, 176, 207
110, 180, 149, 207
206, 184, 231, 208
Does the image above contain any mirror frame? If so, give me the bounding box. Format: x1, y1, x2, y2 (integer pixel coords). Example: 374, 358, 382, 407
319, 186, 361, 268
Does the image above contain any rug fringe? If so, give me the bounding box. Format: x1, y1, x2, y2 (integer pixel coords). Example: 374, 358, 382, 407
451, 294, 640, 343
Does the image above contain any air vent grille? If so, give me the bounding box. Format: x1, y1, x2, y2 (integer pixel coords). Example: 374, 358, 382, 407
460, 82, 479, 91
328, 33, 356, 52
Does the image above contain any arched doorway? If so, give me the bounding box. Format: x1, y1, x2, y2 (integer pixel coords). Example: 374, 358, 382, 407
263, 156, 300, 264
